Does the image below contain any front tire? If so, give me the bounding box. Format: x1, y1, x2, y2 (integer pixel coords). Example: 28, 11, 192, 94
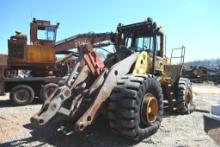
109, 75, 163, 141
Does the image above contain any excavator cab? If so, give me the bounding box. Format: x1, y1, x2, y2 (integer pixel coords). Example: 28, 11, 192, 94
30, 18, 59, 45
8, 18, 59, 74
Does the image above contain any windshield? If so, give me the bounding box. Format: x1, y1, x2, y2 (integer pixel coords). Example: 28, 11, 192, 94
135, 37, 153, 52
37, 27, 56, 41
124, 36, 154, 53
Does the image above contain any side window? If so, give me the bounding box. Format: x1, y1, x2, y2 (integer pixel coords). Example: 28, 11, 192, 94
156, 35, 162, 57
157, 36, 160, 51
47, 27, 56, 41
125, 37, 132, 48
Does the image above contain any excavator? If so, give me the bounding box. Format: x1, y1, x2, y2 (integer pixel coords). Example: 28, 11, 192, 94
0, 18, 65, 105
7, 18, 59, 76
31, 18, 193, 141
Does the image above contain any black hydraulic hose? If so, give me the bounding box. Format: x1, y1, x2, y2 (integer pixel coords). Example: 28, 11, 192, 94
152, 35, 156, 75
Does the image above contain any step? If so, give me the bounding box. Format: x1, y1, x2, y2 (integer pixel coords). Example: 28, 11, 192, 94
211, 104, 220, 116
203, 114, 220, 133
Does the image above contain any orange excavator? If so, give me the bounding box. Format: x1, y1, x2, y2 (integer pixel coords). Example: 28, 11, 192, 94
0, 18, 113, 106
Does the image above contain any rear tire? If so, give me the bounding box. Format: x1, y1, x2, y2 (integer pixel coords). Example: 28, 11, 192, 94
109, 75, 163, 141
175, 77, 194, 114
39, 83, 58, 102
10, 85, 35, 105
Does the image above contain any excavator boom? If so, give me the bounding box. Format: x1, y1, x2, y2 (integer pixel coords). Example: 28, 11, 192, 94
54, 32, 114, 54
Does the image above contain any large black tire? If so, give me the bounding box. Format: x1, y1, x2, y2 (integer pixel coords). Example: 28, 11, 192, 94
10, 85, 35, 106
175, 77, 194, 114
39, 83, 58, 102
108, 75, 163, 141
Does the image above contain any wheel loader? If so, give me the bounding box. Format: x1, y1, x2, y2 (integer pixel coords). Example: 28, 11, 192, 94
31, 18, 193, 141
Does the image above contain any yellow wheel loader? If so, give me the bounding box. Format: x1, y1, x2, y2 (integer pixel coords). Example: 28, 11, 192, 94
31, 17, 193, 141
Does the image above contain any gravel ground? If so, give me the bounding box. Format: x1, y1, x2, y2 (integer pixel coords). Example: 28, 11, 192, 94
0, 83, 219, 147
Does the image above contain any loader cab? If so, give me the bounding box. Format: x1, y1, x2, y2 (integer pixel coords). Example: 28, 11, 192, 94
116, 18, 165, 58
116, 18, 167, 74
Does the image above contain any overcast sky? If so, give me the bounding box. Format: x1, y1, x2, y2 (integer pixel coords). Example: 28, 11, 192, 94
1, 0, 219, 61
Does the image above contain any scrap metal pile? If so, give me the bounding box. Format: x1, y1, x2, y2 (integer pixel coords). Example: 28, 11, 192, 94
182, 65, 220, 84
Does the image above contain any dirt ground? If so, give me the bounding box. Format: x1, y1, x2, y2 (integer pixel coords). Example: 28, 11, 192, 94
0, 83, 220, 147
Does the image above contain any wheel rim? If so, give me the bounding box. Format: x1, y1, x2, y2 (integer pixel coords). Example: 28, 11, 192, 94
141, 93, 158, 125
15, 88, 31, 103
185, 89, 193, 108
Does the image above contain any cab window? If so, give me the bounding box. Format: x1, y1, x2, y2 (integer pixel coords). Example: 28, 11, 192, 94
135, 37, 153, 52
37, 27, 56, 41
125, 37, 132, 48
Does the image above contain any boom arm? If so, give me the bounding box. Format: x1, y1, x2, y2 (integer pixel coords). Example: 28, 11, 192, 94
54, 32, 114, 54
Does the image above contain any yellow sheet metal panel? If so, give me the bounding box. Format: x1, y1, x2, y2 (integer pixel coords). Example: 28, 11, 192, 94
132, 52, 151, 75
26, 45, 56, 64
